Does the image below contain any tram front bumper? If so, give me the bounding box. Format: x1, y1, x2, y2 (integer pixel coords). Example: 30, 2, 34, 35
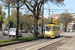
44, 35, 55, 38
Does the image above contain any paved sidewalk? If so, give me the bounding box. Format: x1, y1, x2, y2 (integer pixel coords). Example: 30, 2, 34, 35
57, 38, 75, 50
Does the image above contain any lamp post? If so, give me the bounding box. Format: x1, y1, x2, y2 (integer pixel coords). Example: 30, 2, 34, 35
7, 0, 10, 40
41, 0, 44, 35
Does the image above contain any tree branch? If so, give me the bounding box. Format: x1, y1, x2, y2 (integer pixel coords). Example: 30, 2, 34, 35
37, 3, 43, 19
19, 3, 24, 8
33, 0, 37, 10
26, 1, 34, 8
24, 2, 33, 12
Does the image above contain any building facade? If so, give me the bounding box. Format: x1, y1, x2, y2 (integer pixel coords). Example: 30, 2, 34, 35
67, 21, 75, 32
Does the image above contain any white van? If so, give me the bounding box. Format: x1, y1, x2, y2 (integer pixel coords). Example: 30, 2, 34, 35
9, 28, 22, 37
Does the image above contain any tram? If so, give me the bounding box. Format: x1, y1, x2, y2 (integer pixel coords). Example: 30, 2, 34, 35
44, 24, 60, 38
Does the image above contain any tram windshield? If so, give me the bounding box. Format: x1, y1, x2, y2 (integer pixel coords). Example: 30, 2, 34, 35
46, 27, 51, 31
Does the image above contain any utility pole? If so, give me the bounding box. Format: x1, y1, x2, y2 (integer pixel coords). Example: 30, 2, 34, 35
7, 0, 10, 40
41, 0, 44, 35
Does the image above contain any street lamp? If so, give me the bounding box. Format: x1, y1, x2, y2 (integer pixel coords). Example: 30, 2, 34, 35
3, 2, 10, 40
6, 0, 10, 40
41, 0, 44, 35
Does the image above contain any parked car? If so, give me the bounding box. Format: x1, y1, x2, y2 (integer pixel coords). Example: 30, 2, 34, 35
32, 29, 41, 35
2, 28, 22, 37
30, 29, 34, 33
2, 29, 8, 36
21, 29, 28, 33
9, 28, 22, 37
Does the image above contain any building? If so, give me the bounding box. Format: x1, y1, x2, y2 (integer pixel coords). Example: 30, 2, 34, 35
70, 13, 75, 17
44, 14, 60, 19
67, 21, 75, 32
66, 13, 75, 32
54, 14, 60, 19
44, 15, 54, 19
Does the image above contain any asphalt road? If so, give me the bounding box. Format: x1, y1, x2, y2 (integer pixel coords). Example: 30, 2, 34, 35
0, 32, 75, 50
0, 31, 34, 40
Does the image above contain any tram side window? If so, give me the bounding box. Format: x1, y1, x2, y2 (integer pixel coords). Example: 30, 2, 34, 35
53, 27, 55, 31
51, 27, 55, 31
55, 27, 57, 31
55, 27, 60, 31
46, 27, 51, 31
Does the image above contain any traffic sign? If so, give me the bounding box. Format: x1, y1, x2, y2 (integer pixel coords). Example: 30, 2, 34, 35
2, 24, 6, 29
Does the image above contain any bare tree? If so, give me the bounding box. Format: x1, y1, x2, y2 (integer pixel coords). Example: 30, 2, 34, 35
21, 0, 64, 37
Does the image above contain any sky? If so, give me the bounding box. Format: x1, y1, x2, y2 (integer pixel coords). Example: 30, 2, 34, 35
1, 0, 75, 17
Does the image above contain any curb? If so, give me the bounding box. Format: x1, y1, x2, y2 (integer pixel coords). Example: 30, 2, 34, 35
0, 37, 44, 47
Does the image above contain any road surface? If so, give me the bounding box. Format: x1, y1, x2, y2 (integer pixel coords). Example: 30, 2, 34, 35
0, 31, 33, 40
0, 32, 75, 50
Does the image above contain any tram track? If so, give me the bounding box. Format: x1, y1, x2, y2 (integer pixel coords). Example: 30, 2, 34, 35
39, 37, 72, 50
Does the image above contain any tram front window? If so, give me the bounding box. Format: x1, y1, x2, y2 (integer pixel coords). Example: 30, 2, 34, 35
46, 27, 51, 31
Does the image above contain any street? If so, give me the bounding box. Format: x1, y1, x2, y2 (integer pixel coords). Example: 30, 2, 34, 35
0, 31, 33, 40
0, 32, 75, 50
0, 0, 75, 50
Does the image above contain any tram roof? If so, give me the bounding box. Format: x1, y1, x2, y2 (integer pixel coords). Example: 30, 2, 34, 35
44, 24, 60, 27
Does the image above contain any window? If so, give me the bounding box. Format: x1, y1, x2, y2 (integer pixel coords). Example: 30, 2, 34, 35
10, 28, 16, 32
52, 27, 55, 31
46, 27, 51, 31
4, 29, 8, 31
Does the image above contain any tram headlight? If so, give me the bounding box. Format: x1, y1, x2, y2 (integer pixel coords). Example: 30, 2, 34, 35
46, 34, 47, 35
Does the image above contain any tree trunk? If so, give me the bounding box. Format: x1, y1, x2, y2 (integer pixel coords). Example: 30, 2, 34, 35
33, 16, 38, 37
64, 26, 66, 32
16, 0, 19, 39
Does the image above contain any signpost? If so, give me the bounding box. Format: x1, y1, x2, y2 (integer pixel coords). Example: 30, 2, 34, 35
2, 23, 6, 29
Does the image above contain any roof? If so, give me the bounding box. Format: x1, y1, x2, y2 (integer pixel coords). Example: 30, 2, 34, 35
44, 24, 60, 27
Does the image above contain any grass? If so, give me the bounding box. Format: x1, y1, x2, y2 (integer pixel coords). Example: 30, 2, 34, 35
0, 35, 44, 45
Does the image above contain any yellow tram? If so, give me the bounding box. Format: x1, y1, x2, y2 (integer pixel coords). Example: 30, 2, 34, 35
44, 24, 60, 38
